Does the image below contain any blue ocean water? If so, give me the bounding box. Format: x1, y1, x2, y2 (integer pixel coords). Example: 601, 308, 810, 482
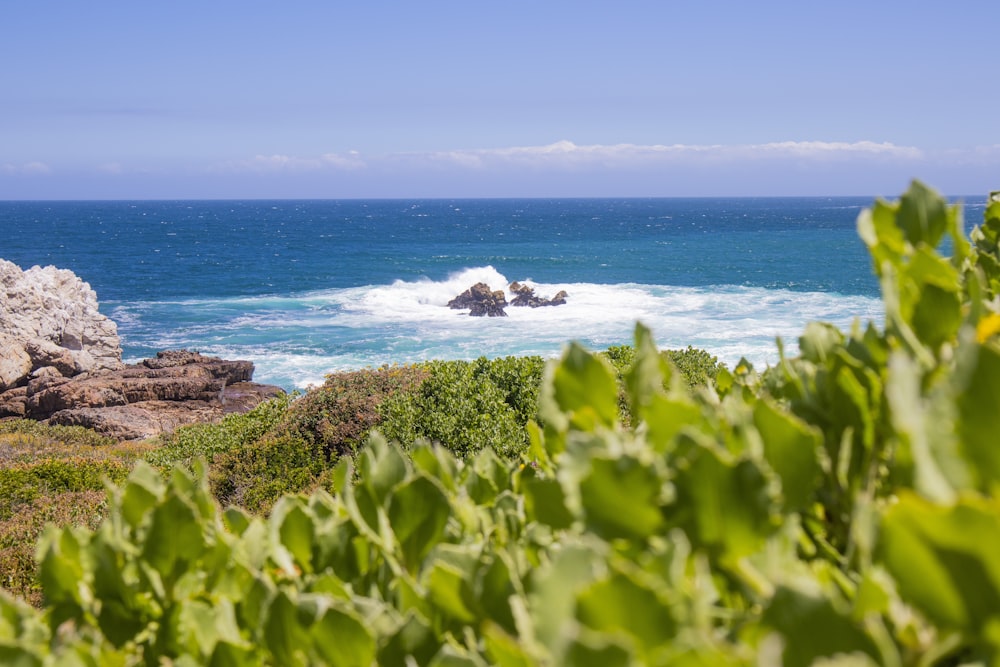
1, 197, 985, 390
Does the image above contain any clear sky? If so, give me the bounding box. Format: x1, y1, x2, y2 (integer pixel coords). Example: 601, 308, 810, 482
2, 1, 998, 199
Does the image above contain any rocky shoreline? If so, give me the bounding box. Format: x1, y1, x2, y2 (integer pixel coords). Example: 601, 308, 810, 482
1, 259, 283, 440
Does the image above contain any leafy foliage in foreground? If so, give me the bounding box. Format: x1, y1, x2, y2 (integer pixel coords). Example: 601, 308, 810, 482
5, 182, 1000, 665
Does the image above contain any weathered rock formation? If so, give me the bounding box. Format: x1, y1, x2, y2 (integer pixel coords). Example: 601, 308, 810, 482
0, 350, 284, 441
447, 281, 569, 317
447, 282, 509, 317
0, 259, 284, 440
509, 282, 568, 308
1, 258, 122, 391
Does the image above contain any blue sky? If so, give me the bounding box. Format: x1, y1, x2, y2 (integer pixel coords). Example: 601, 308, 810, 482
2, 1, 998, 199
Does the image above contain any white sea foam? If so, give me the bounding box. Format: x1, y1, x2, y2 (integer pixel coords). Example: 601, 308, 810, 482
115, 267, 884, 390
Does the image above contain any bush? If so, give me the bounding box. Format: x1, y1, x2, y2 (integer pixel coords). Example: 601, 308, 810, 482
273, 365, 429, 458
0, 419, 120, 449
209, 434, 327, 514
0, 490, 106, 607
378, 357, 545, 459
145, 393, 293, 471
604, 344, 725, 389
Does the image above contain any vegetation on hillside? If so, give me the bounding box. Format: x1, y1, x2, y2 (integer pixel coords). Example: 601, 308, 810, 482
2, 181, 999, 665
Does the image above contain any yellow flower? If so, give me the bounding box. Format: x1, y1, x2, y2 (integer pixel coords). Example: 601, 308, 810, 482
977, 313, 1000, 343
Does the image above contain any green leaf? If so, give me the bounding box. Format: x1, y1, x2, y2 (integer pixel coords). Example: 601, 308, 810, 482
799, 322, 845, 364
359, 434, 410, 503
561, 628, 633, 667
262, 590, 311, 666
753, 399, 821, 510
884, 351, 959, 502
272, 498, 316, 575
643, 394, 703, 453
377, 612, 438, 667
879, 492, 1000, 635
140, 491, 205, 585
483, 622, 537, 667
427, 560, 478, 624
529, 545, 603, 647
523, 476, 574, 530
35, 526, 86, 608
312, 604, 376, 667
957, 343, 1000, 491
576, 569, 677, 653
120, 462, 165, 529
0, 647, 43, 667
670, 441, 779, 558
550, 343, 620, 431
476, 553, 518, 634
222, 505, 252, 536
896, 180, 949, 248
388, 474, 451, 571
762, 585, 881, 667
578, 455, 665, 541
623, 323, 669, 421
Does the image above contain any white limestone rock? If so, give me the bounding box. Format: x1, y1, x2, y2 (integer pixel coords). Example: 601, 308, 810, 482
0, 259, 123, 391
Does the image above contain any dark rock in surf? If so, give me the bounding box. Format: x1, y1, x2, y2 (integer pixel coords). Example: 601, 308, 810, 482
509, 281, 568, 308
447, 282, 508, 317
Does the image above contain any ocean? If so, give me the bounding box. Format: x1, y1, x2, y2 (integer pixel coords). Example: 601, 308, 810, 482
1, 197, 985, 390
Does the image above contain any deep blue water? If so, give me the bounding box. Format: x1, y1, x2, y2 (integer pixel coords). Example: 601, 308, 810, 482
1, 197, 985, 389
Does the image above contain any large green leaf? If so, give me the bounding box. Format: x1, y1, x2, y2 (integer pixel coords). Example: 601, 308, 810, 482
578, 454, 665, 541
388, 474, 451, 571
623, 323, 671, 422
523, 476, 574, 530
549, 343, 620, 431
271, 498, 316, 576
575, 569, 677, 653
957, 343, 1000, 490
762, 585, 881, 667
140, 491, 206, 587
312, 604, 377, 667
670, 440, 779, 558
753, 399, 821, 510
896, 180, 950, 248
262, 590, 312, 666
880, 492, 1000, 638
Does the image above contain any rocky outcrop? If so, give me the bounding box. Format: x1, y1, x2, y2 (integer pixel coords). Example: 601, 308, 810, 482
447, 282, 509, 317
0, 259, 283, 439
509, 282, 568, 308
447, 281, 569, 317
1, 350, 284, 440
1, 259, 122, 391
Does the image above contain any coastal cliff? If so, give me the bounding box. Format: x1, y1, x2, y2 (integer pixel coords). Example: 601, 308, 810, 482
0, 259, 282, 439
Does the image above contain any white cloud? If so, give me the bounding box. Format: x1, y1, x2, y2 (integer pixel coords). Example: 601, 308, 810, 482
425, 140, 925, 167
1, 161, 51, 174
220, 151, 366, 172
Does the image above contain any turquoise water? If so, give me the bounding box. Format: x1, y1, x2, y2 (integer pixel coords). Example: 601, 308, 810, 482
2, 197, 984, 389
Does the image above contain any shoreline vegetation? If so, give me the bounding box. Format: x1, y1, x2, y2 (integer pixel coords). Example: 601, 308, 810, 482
3, 182, 1000, 664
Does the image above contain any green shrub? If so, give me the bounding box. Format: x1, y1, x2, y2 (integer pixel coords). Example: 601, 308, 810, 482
378, 357, 543, 459
273, 365, 428, 457
604, 344, 725, 389
0, 458, 129, 522
0, 419, 120, 449
0, 490, 106, 607
209, 434, 327, 514
144, 393, 293, 471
